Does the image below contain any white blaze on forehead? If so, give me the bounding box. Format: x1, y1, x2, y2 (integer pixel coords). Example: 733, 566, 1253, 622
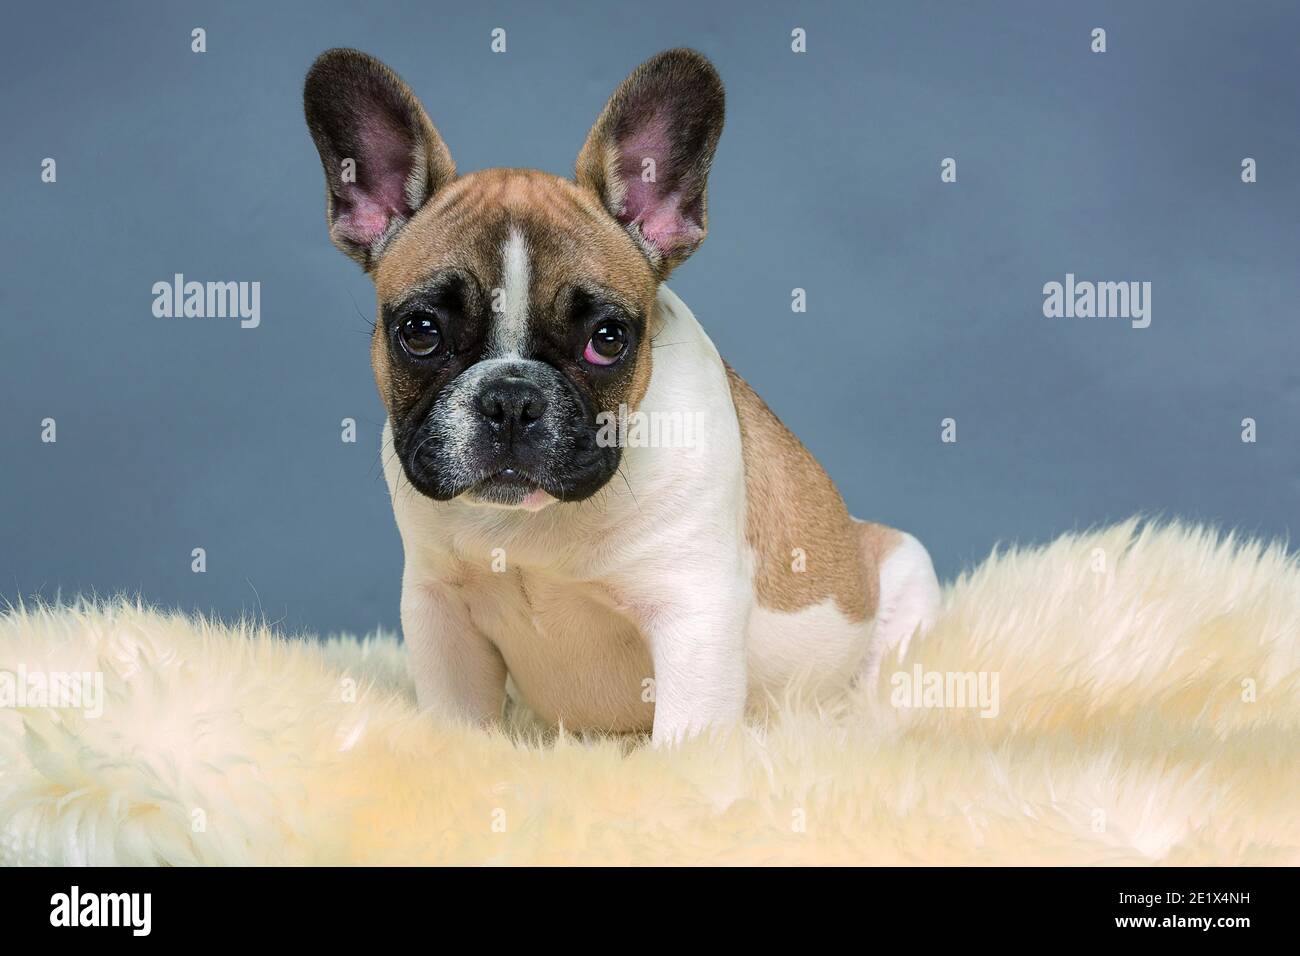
491, 227, 531, 356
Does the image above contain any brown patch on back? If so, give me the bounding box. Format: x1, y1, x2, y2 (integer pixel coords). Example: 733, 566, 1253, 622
857, 521, 902, 574
726, 365, 885, 622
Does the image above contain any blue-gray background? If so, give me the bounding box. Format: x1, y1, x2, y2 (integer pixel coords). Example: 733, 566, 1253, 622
3, 0, 1297, 638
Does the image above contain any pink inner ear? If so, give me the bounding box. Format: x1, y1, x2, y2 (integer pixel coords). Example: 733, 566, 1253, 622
335, 193, 400, 246
334, 115, 417, 246
635, 189, 704, 252
615, 114, 703, 255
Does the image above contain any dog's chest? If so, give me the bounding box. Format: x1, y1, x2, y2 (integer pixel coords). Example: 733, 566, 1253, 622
463, 568, 655, 732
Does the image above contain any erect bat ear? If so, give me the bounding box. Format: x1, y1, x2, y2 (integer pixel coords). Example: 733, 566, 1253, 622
575, 49, 725, 280
303, 49, 456, 270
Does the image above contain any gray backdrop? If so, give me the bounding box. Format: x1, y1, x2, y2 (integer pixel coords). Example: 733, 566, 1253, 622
3, 0, 1297, 638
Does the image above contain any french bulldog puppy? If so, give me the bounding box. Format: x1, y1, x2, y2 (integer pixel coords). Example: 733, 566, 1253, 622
304, 48, 941, 744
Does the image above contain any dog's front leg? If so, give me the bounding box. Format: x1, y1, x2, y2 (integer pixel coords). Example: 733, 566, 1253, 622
401, 573, 506, 725
635, 592, 750, 746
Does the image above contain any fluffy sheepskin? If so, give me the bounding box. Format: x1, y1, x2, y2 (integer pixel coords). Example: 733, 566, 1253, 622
1, 520, 1297, 866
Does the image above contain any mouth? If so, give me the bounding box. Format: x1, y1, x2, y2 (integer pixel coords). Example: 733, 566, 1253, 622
465, 467, 557, 511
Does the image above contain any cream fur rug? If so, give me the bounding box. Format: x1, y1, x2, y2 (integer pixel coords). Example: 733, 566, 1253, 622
1, 520, 1296, 866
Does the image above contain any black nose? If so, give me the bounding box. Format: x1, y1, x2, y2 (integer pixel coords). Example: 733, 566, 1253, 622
476, 377, 548, 433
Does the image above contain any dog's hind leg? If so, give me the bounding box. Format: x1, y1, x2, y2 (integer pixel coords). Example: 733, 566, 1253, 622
856, 521, 942, 684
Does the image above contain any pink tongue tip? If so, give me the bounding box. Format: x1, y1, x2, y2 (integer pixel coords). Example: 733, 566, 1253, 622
519, 488, 552, 511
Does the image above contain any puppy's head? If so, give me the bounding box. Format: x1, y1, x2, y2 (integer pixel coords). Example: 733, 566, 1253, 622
304, 49, 724, 508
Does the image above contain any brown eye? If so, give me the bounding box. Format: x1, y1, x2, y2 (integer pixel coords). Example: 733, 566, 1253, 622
584, 322, 628, 365
399, 313, 442, 357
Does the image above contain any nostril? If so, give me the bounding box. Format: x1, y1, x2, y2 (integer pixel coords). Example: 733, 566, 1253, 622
520, 396, 546, 424
477, 392, 506, 424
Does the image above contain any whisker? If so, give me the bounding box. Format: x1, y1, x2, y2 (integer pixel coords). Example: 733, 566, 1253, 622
347, 292, 376, 332
617, 464, 640, 514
